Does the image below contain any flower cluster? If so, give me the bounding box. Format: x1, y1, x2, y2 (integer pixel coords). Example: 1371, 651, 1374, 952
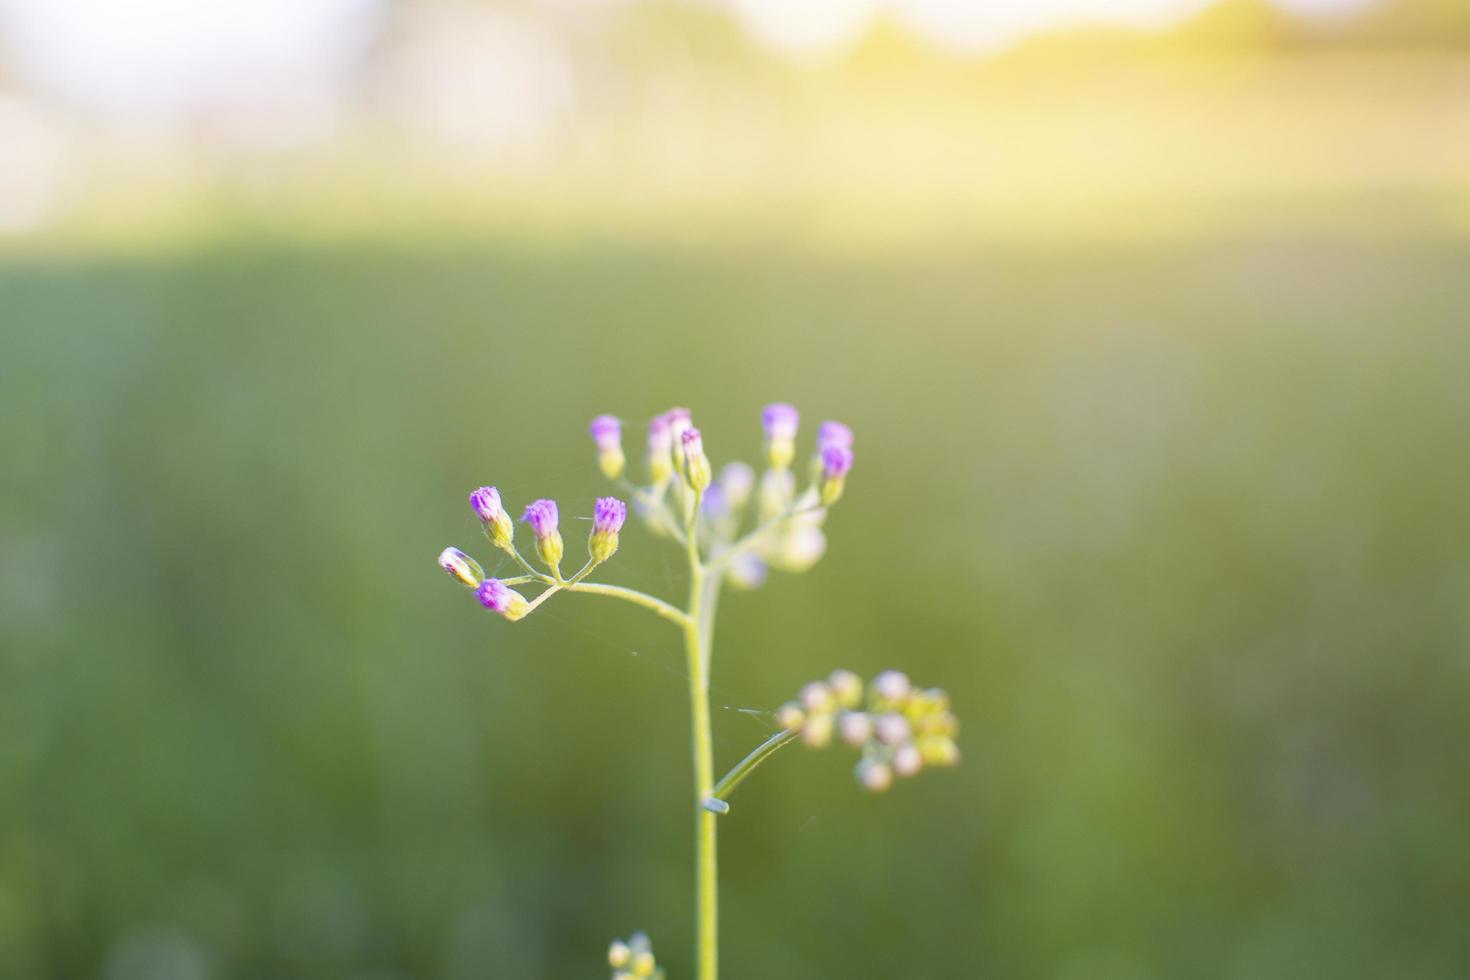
590, 403, 855, 588
437, 484, 628, 620
775, 669, 960, 793
608, 931, 664, 980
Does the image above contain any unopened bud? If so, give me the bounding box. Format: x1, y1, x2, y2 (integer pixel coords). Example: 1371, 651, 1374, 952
802, 712, 833, 748
522, 498, 564, 569
475, 579, 530, 621
609, 940, 632, 969
856, 758, 893, 793
589, 414, 625, 480
665, 408, 693, 473
437, 547, 484, 587
647, 414, 674, 486
719, 461, 756, 511
873, 670, 911, 703
828, 669, 863, 709
800, 681, 835, 714
761, 402, 800, 470
893, 742, 924, 778
919, 735, 961, 767
757, 468, 794, 523
819, 446, 853, 506
727, 553, 768, 590
589, 496, 627, 563
470, 486, 515, 549
682, 428, 711, 492
839, 711, 873, 747
775, 701, 806, 731
875, 713, 911, 746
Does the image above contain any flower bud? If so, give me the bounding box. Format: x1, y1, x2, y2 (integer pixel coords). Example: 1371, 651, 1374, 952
893, 742, 924, 778
873, 669, 912, 703
630, 951, 656, 977
589, 496, 627, 563
609, 940, 632, 969
839, 711, 873, 747
757, 468, 794, 523
437, 546, 484, 587
817, 420, 853, 453
875, 713, 911, 746
682, 428, 711, 492
665, 407, 693, 473
856, 758, 893, 793
761, 402, 800, 470
646, 414, 674, 486
470, 486, 515, 549
918, 735, 961, 767
802, 712, 833, 748
719, 461, 755, 511
727, 553, 768, 590
769, 527, 825, 573
819, 445, 853, 506
800, 681, 835, 714
475, 578, 530, 621
775, 701, 805, 730
828, 669, 863, 709
521, 498, 564, 569
589, 414, 625, 480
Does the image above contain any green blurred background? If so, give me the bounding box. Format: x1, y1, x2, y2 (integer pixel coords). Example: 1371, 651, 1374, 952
4, 0, 1470, 977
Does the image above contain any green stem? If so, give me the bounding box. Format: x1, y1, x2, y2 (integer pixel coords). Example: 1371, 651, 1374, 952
681, 485, 718, 980
707, 728, 800, 806
686, 575, 717, 980
561, 581, 690, 628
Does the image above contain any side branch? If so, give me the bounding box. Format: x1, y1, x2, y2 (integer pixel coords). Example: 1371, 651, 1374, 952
703, 728, 800, 812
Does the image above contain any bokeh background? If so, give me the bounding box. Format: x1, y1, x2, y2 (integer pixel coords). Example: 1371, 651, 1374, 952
4, 0, 1470, 977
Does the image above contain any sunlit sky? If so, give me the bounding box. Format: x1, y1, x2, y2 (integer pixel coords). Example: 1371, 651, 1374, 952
0, 0, 1374, 117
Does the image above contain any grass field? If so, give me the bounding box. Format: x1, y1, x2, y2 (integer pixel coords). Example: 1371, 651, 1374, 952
4, 206, 1470, 977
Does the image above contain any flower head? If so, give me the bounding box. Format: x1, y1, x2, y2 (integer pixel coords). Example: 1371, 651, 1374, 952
818, 420, 853, 452
762, 402, 800, 469
522, 498, 564, 569
682, 427, 711, 492
589, 414, 625, 480
475, 578, 529, 621
437, 546, 484, 587
470, 486, 515, 549
589, 495, 627, 563
819, 446, 854, 505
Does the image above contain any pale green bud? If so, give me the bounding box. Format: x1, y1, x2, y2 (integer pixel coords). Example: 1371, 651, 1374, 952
438, 547, 484, 587
918, 735, 960, 767
802, 712, 834, 748
775, 701, 806, 730
828, 669, 863, 709
682, 428, 711, 492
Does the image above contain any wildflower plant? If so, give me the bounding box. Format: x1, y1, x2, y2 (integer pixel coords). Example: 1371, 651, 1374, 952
437, 404, 958, 978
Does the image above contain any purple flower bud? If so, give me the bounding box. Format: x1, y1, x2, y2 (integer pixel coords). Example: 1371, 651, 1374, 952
589, 415, 625, 479
719, 461, 756, 509
593, 496, 627, 534
589, 414, 621, 451
682, 427, 711, 491
521, 499, 559, 539
761, 402, 800, 440
475, 578, 529, 620
893, 742, 924, 778
648, 413, 672, 453
469, 486, 505, 523
470, 486, 515, 548
817, 420, 853, 452
821, 446, 854, 480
